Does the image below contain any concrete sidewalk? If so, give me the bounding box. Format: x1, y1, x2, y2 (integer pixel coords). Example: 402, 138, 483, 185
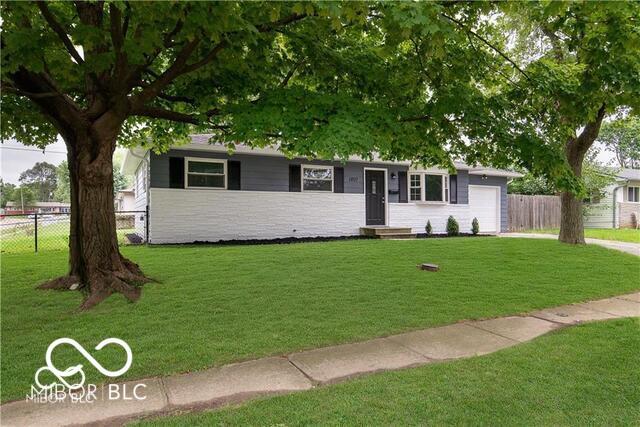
500, 232, 640, 256
2, 292, 639, 426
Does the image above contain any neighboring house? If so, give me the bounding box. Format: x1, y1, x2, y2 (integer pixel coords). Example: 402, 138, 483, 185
114, 188, 136, 211
4, 201, 71, 214
584, 168, 640, 229
121, 134, 521, 244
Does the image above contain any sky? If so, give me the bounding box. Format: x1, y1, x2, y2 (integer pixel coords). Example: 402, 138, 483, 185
0, 137, 617, 186
1, 138, 68, 185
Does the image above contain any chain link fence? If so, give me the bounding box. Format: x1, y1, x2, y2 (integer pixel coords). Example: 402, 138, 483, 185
0, 210, 147, 254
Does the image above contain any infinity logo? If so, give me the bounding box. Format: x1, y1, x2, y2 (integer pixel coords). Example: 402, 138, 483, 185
34, 338, 132, 391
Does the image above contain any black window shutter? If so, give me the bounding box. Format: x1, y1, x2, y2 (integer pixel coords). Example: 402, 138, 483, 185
289, 165, 301, 192
228, 161, 241, 190
169, 157, 184, 188
398, 171, 408, 203
334, 167, 344, 193
449, 174, 457, 204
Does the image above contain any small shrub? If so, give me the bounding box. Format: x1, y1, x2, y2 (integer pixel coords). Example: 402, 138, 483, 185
471, 217, 480, 235
425, 220, 433, 236
446, 216, 459, 236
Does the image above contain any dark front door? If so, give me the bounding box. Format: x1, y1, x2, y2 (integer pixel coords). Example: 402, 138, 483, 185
365, 170, 386, 225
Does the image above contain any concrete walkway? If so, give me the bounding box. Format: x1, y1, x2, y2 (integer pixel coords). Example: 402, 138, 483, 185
500, 232, 640, 256
2, 292, 639, 426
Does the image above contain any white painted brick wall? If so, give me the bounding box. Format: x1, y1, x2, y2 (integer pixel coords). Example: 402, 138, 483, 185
149, 188, 366, 243
388, 203, 473, 234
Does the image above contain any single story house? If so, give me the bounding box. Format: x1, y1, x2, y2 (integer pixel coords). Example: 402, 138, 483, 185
121, 134, 521, 244
4, 201, 71, 215
584, 168, 640, 228
114, 188, 136, 211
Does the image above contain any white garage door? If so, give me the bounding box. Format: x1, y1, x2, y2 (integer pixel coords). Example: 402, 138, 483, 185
468, 185, 500, 233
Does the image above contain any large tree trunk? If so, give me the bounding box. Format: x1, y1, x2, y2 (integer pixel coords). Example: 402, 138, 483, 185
559, 137, 587, 244
38, 127, 149, 310
558, 104, 607, 245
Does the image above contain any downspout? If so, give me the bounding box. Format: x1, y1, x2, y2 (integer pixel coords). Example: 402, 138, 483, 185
128, 149, 150, 242
611, 180, 627, 229
612, 186, 619, 228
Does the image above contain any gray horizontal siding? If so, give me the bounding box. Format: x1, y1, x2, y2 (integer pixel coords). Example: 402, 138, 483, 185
468, 174, 508, 232
150, 150, 408, 202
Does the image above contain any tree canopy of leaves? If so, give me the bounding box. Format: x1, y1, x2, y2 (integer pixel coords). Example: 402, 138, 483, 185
112, 159, 129, 195
498, 1, 640, 191
1, 1, 570, 172
18, 161, 58, 202
597, 117, 640, 169
2, 2, 637, 187
2, 183, 36, 208
53, 161, 71, 203
0, 179, 16, 208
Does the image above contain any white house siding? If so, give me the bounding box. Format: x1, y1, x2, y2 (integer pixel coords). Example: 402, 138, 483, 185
388, 203, 473, 234
583, 183, 617, 229
149, 188, 365, 243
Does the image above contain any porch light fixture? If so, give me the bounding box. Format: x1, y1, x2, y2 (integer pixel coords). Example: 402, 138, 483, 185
391, 172, 397, 179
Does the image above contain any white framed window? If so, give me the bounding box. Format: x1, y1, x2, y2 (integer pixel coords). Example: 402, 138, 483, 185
185, 157, 227, 189
301, 165, 333, 192
408, 173, 448, 202
410, 173, 422, 201
629, 186, 639, 203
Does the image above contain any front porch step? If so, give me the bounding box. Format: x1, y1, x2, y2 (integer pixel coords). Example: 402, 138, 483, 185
378, 233, 417, 240
360, 226, 413, 237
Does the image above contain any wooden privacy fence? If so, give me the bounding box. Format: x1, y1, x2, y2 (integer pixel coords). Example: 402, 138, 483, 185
508, 194, 561, 231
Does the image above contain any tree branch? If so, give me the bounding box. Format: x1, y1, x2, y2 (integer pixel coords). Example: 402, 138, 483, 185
576, 103, 607, 150
164, 18, 184, 48
400, 114, 430, 122
7, 67, 85, 139
1, 82, 61, 99
109, 3, 129, 80
441, 13, 530, 81
280, 57, 305, 88
109, 3, 124, 51
158, 93, 196, 104
131, 38, 201, 106
255, 13, 307, 32
131, 105, 221, 123
122, 1, 131, 38
542, 27, 564, 62
36, 1, 85, 64
179, 41, 227, 76
131, 106, 198, 124
132, 13, 307, 113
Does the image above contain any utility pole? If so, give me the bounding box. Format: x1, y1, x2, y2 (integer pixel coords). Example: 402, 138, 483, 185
20, 187, 24, 213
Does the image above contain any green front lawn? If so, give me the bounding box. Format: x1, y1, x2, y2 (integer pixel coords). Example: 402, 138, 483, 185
2, 238, 639, 402
142, 318, 640, 426
523, 228, 640, 243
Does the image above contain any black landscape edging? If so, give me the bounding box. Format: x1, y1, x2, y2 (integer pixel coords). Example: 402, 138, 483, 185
415, 233, 493, 239
150, 235, 374, 247
146, 232, 496, 248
